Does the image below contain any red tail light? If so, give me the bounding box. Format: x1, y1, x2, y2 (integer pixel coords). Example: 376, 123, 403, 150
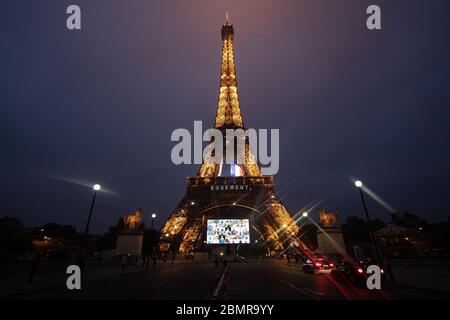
381, 269, 384, 274
329, 263, 334, 267
315, 262, 322, 267
357, 268, 364, 274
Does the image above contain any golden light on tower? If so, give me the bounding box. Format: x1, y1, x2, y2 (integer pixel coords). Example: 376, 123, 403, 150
159, 19, 301, 254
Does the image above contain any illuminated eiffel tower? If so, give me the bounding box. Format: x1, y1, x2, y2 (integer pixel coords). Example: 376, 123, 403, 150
160, 17, 300, 254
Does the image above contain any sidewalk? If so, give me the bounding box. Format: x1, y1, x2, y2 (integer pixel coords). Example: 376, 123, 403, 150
389, 259, 450, 293
0, 259, 175, 298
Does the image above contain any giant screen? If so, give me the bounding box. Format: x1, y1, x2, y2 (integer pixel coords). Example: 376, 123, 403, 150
206, 219, 250, 244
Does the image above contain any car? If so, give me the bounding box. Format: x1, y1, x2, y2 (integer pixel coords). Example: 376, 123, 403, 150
330, 259, 384, 286
302, 254, 334, 275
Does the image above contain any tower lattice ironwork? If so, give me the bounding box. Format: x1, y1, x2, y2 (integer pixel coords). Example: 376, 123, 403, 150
159, 19, 301, 254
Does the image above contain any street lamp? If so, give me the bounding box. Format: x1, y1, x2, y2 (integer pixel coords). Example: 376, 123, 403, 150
302, 212, 308, 217
79, 184, 101, 272
83, 184, 101, 236
354, 180, 383, 267
151, 213, 157, 229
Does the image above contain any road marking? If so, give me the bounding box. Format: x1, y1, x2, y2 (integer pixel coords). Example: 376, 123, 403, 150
279, 279, 319, 300
301, 288, 326, 297
211, 265, 229, 300
254, 264, 319, 300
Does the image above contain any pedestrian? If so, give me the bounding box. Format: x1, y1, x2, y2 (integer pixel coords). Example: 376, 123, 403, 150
145, 255, 150, 269
384, 258, 395, 282
121, 254, 127, 273
27, 251, 41, 284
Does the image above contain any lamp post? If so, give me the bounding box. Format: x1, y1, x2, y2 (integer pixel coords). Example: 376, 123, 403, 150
151, 213, 157, 229
354, 180, 383, 267
83, 184, 101, 237
79, 184, 101, 273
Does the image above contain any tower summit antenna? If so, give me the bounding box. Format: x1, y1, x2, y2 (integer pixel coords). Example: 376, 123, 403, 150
225, 12, 230, 25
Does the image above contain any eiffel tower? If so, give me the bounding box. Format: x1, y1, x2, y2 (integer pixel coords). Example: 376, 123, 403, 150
160, 17, 299, 254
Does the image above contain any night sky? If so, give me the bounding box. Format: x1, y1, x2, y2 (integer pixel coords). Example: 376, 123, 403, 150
1, 0, 449, 234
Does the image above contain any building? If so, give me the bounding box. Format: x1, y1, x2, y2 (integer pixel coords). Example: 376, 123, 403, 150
159, 18, 300, 255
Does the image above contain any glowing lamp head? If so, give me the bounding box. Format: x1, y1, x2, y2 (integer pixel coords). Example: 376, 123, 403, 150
302, 212, 308, 217
190, 201, 195, 205
165, 233, 169, 237
355, 180, 363, 188
357, 268, 364, 274
93, 184, 101, 191
151, 213, 157, 219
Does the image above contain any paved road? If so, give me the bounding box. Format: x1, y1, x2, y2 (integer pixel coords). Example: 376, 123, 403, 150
5, 260, 450, 300
225, 261, 449, 300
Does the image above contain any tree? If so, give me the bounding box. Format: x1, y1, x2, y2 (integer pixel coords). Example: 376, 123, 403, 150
390, 211, 427, 230
341, 216, 386, 244
0, 217, 25, 234
426, 218, 450, 249
0, 217, 34, 260
96, 218, 124, 251
30, 223, 80, 242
